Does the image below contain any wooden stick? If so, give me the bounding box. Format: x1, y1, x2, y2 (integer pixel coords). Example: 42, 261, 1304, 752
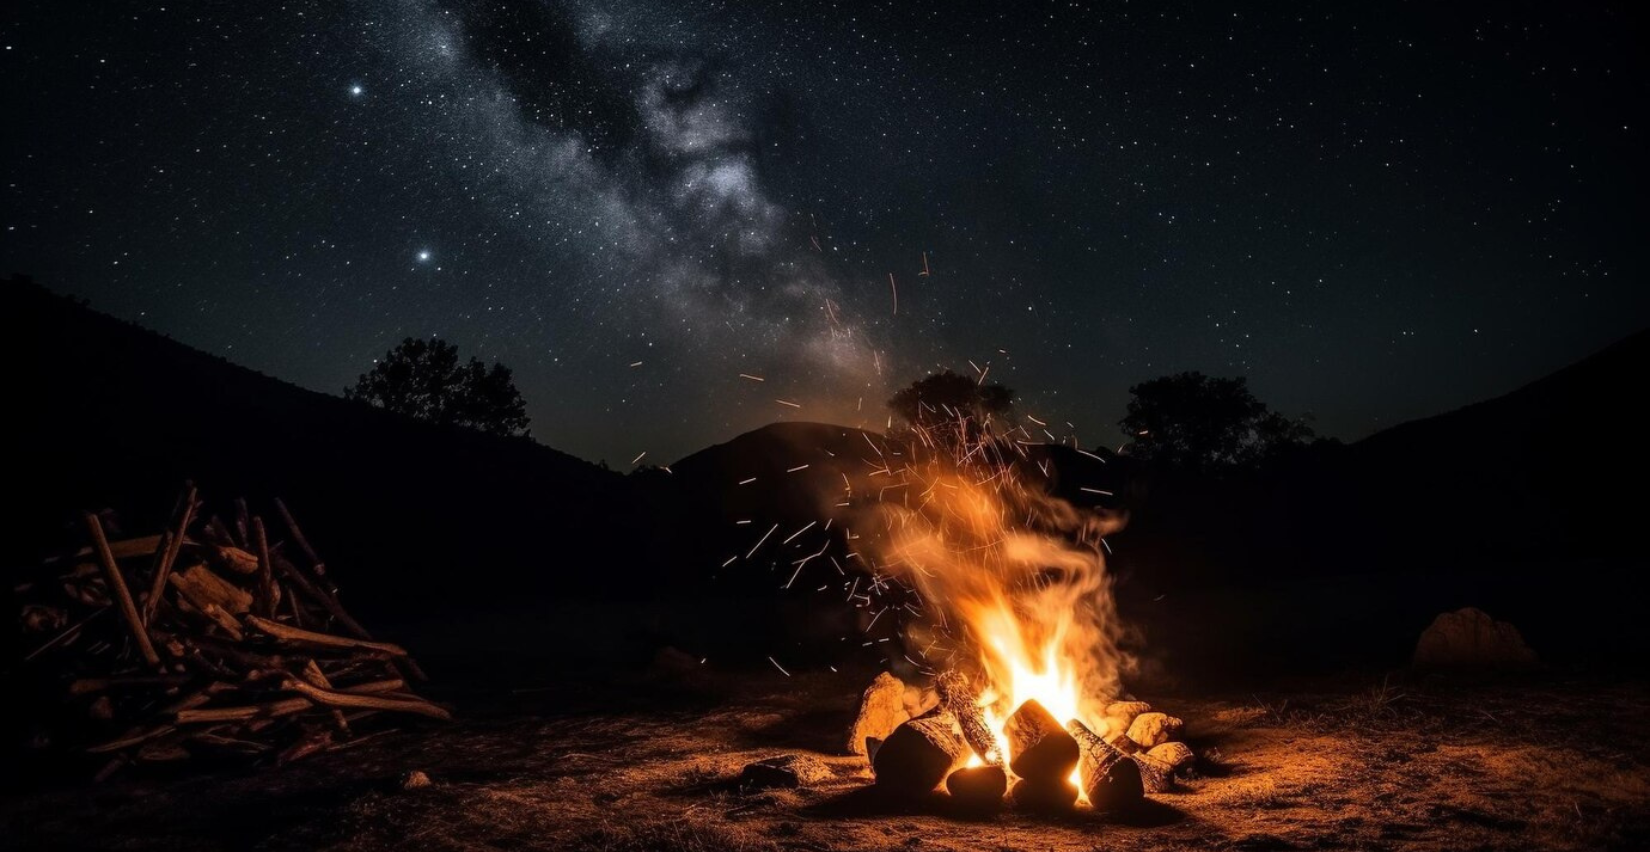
143, 483, 196, 626
86, 513, 160, 668
25, 606, 109, 661
281, 678, 451, 720
252, 517, 276, 618
270, 554, 371, 641
243, 614, 408, 656
270, 553, 427, 681
302, 659, 352, 734
340, 678, 406, 694
87, 725, 176, 753
175, 697, 312, 724
274, 497, 327, 578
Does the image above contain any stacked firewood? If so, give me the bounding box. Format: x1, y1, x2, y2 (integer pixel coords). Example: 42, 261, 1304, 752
15, 486, 447, 778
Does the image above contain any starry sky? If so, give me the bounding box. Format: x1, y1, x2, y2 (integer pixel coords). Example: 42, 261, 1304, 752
4, 2, 1646, 465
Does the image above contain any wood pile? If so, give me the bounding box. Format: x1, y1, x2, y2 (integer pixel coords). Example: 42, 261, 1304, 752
15, 486, 448, 778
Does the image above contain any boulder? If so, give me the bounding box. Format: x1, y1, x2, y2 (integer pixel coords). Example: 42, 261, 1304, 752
1412, 607, 1537, 669
739, 754, 831, 789
1126, 712, 1184, 749
848, 672, 911, 758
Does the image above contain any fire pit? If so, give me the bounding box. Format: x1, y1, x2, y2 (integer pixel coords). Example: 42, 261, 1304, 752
733, 411, 1201, 815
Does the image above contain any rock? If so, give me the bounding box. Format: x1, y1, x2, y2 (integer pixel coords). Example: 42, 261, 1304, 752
872, 713, 968, 795
945, 764, 1008, 810
1147, 742, 1195, 773
848, 672, 911, 758
1010, 777, 1078, 812
1003, 699, 1080, 784
1126, 712, 1184, 749
1104, 700, 1152, 731
1413, 607, 1537, 670
401, 770, 432, 790
739, 754, 831, 789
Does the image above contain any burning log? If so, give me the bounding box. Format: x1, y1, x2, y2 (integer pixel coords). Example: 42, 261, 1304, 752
16, 487, 446, 777
934, 670, 1001, 765
872, 713, 968, 796
1066, 719, 1144, 810
1002, 699, 1079, 784
945, 764, 1007, 810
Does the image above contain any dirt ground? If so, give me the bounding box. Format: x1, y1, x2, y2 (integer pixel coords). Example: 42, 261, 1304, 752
4, 670, 1648, 851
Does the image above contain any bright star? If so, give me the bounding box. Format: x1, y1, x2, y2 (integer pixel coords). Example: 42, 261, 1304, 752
417, 250, 432, 263
350, 84, 364, 97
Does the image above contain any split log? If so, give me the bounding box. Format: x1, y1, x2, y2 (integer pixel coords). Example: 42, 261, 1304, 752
85, 513, 160, 668
872, 713, 968, 795
210, 545, 260, 576
1002, 699, 1078, 784
1067, 719, 1144, 809
934, 670, 1002, 765
242, 614, 408, 656
171, 564, 253, 615
168, 574, 246, 640
945, 764, 1007, 810
68, 534, 164, 562
280, 678, 451, 721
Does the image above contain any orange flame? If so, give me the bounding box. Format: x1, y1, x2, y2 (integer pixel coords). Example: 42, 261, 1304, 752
852, 416, 1129, 794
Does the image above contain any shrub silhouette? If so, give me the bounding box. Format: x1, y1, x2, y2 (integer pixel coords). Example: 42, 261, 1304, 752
1120, 372, 1311, 472
345, 337, 530, 437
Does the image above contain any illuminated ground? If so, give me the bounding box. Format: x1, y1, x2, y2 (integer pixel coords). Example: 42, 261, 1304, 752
4, 672, 1647, 851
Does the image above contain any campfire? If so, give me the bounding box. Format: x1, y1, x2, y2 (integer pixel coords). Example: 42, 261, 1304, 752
15, 486, 447, 778
830, 411, 1197, 811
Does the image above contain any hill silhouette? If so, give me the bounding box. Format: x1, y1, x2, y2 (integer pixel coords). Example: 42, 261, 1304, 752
8, 274, 1646, 678
2, 276, 633, 640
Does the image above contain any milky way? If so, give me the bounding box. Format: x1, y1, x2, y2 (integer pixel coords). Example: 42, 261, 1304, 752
3, 2, 1645, 463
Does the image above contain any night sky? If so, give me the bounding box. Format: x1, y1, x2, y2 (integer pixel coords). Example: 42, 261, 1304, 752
4, 2, 1646, 465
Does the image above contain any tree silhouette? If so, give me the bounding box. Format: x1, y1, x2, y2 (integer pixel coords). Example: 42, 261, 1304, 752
1120, 372, 1312, 472
345, 338, 530, 437
888, 370, 1015, 431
